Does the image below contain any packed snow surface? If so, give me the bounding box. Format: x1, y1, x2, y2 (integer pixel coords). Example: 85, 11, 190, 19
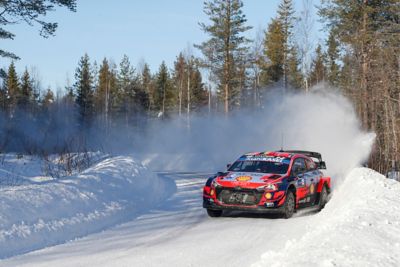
0, 167, 399, 267
0, 154, 174, 259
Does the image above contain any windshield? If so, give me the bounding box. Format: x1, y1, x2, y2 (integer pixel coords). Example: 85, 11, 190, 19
228, 160, 289, 174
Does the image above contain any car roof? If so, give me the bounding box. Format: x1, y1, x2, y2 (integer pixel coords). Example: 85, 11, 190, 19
243, 151, 322, 160
243, 151, 295, 158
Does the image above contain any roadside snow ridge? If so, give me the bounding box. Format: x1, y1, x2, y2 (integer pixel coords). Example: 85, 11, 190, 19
0, 155, 174, 259
253, 168, 400, 267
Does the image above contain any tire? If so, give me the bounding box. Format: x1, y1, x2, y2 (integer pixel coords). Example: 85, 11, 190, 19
207, 209, 223, 217
282, 190, 295, 219
318, 185, 328, 211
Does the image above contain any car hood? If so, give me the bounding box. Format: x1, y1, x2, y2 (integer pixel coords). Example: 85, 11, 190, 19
215, 172, 283, 188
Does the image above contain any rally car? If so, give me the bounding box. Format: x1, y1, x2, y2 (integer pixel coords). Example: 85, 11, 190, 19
203, 151, 331, 218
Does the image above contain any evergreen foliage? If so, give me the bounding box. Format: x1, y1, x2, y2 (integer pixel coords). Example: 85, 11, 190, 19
1, 1, 398, 174
309, 45, 327, 87
74, 54, 94, 124
5, 61, 20, 113
0, 0, 76, 59
196, 0, 252, 114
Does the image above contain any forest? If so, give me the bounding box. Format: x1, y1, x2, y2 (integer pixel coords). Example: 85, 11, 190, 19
0, 0, 399, 174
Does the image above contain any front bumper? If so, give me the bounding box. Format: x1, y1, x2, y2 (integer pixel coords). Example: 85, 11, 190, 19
203, 197, 285, 214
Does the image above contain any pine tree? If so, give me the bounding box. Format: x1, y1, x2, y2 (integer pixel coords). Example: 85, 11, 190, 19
173, 53, 186, 117
309, 45, 327, 87
95, 58, 111, 118
5, 61, 20, 114
190, 68, 208, 112
196, 0, 252, 114
155, 62, 174, 118
19, 68, 34, 111
0, 84, 6, 111
118, 55, 138, 125
277, 0, 296, 90
263, 18, 285, 84
326, 30, 340, 87
118, 55, 135, 95
74, 54, 94, 124
42, 88, 54, 109
287, 46, 303, 89
140, 63, 153, 113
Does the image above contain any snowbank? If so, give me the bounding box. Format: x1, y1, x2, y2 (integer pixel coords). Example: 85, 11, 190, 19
0, 155, 175, 259
253, 168, 400, 267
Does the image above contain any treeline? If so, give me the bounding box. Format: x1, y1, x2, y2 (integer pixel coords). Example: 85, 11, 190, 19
0, 0, 399, 173
0, 53, 209, 153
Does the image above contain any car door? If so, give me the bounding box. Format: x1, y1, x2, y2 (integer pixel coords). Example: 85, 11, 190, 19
291, 158, 308, 206
304, 158, 319, 205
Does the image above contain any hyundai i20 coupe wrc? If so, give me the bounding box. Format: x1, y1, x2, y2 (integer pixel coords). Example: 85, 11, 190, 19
203, 151, 331, 218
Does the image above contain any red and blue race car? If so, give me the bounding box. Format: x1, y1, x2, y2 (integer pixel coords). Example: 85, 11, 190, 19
203, 150, 331, 218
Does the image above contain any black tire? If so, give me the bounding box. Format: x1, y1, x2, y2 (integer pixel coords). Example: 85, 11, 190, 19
207, 209, 223, 217
318, 185, 328, 211
282, 190, 295, 219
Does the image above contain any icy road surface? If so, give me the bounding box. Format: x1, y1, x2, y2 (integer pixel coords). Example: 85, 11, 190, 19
0, 172, 312, 267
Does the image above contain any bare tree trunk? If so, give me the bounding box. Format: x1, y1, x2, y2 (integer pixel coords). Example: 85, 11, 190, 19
208, 85, 211, 114
224, 0, 231, 115
105, 74, 110, 136
178, 80, 182, 117
360, 0, 369, 129
187, 65, 191, 128
299, 0, 314, 92
162, 84, 165, 119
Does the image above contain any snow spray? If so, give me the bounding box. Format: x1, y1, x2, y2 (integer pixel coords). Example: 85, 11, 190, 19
140, 84, 375, 187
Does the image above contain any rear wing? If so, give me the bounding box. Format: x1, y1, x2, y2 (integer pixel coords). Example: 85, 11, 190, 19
281, 150, 327, 169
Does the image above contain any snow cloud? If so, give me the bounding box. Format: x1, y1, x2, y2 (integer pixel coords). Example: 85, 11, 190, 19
140, 85, 375, 186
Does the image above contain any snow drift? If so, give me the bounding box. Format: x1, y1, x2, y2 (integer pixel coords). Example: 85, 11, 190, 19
253, 168, 400, 267
0, 154, 175, 259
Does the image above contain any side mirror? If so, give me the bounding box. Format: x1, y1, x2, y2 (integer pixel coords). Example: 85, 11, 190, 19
226, 163, 232, 170
319, 161, 327, 169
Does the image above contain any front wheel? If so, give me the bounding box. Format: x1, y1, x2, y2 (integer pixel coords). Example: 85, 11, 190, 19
282, 191, 295, 219
207, 209, 223, 217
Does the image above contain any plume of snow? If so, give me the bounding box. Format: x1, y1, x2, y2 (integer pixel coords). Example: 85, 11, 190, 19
140, 86, 375, 186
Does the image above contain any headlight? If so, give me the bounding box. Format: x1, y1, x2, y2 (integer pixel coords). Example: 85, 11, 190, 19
211, 179, 222, 188
257, 183, 278, 191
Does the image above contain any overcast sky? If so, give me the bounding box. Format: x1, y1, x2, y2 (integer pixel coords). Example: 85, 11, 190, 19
1, 0, 323, 91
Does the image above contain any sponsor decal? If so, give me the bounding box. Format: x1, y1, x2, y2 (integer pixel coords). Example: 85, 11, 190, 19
309, 183, 315, 194
236, 176, 252, 182
245, 156, 286, 162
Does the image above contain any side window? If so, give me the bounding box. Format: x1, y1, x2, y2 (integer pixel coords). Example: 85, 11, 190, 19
291, 158, 306, 176
306, 159, 317, 171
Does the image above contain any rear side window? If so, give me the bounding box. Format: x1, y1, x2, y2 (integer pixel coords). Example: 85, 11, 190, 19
291, 158, 307, 176
306, 159, 317, 170
293, 158, 306, 169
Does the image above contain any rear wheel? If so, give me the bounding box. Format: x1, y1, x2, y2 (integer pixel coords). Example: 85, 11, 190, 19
318, 185, 328, 211
282, 191, 295, 219
207, 209, 223, 217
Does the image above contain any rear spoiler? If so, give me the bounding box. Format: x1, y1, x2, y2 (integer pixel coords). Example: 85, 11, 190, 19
280, 150, 327, 169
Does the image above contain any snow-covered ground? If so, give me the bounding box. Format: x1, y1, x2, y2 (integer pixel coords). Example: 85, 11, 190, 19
0, 154, 175, 259
0, 164, 399, 267
254, 168, 400, 267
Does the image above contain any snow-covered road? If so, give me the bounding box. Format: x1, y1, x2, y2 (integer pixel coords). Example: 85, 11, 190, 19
0, 172, 313, 267
2, 168, 400, 267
